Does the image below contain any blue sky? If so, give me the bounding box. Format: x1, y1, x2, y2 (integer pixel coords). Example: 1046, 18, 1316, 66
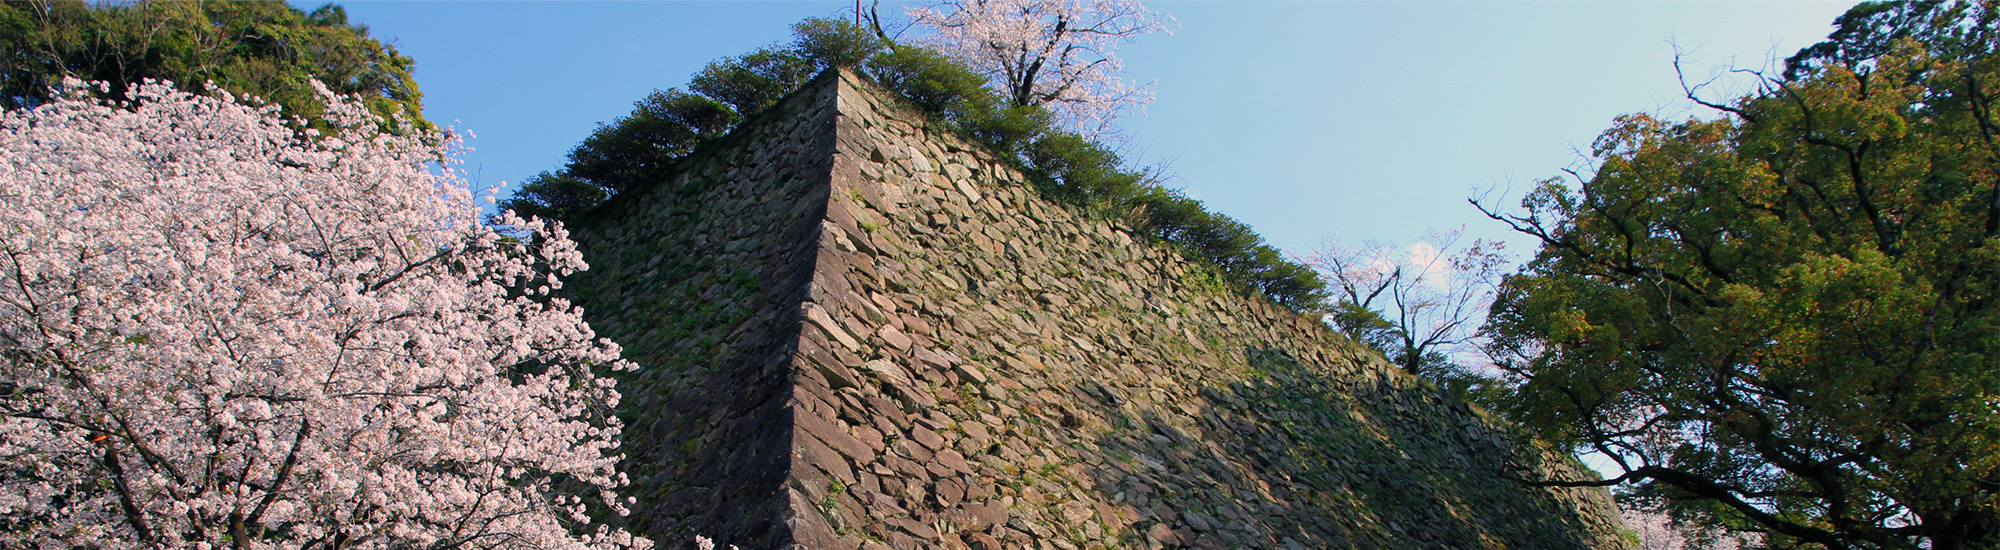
333, 1, 1854, 260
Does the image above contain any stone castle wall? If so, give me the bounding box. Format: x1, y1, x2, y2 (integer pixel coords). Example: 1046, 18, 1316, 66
567, 76, 841, 548
570, 70, 1629, 550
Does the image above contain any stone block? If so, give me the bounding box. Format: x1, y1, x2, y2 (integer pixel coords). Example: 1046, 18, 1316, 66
878, 324, 913, 351
805, 302, 863, 351
798, 404, 878, 465
886, 517, 939, 541
910, 425, 946, 450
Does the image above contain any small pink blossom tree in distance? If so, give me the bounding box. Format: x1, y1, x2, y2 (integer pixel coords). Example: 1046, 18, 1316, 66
0, 80, 651, 550
908, 0, 1172, 135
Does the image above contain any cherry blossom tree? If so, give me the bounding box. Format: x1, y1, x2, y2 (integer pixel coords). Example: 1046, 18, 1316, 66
1619, 497, 1756, 550
906, 0, 1172, 134
0, 80, 651, 550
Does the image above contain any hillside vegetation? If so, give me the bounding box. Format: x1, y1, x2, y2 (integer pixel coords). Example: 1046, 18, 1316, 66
0, 0, 424, 129
500, 19, 1327, 312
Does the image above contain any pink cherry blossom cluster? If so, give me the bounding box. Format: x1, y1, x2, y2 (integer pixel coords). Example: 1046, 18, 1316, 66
0, 80, 650, 550
1620, 499, 1753, 550
908, 0, 1173, 136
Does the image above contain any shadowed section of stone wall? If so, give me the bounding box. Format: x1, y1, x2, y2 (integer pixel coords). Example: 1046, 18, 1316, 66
572, 69, 1629, 550
566, 73, 843, 549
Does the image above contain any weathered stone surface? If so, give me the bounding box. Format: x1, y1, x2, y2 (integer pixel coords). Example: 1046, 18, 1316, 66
565, 70, 843, 550
885, 517, 939, 540
910, 425, 945, 451
798, 405, 877, 464
934, 449, 972, 475
805, 302, 862, 352
569, 69, 1630, 550
877, 325, 913, 351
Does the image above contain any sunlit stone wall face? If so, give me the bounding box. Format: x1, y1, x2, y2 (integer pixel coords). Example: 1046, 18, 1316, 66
571, 69, 1632, 550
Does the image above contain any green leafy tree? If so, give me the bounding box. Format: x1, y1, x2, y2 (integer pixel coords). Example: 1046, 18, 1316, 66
792, 16, 886, 70
0, 0, 422, 128
1482, 2, 2000, 548
1023, 132, 1148, 205
690, 47, 818, 118
500, 171, 610, 224
501, 89, 737, 220
867, 46, 1000, 124
569, 89, 738, 190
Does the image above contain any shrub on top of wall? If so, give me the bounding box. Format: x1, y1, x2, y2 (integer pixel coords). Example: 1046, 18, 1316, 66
502, 17, 1327, 312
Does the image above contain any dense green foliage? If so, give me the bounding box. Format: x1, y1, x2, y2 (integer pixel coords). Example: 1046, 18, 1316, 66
1485, 1, 2000, 547
504, 17, 1326, 311
0, 0, 422, 128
